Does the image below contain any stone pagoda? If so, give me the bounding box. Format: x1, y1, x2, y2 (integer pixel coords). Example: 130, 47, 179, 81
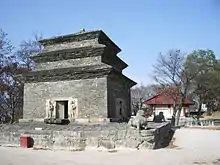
19, 30, 136, 124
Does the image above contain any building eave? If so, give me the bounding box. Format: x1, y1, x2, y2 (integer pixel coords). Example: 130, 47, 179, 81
39, 30, 121, 54
144, 93, 194, 105
17, 64, 112, 83
30, 46, 105, 63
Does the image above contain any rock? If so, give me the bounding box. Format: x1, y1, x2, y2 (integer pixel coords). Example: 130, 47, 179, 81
138, 140, 154, 150
140, 129, 155, 137
125, 138, 139, 148
98, 139, 115, 149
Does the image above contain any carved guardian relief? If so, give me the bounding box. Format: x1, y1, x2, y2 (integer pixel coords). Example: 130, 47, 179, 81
68, 98, 78, 119
45, 97, 78, 120
45, 99, 56, 118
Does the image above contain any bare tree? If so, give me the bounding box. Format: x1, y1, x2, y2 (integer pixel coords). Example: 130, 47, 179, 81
0, 29, 43, 123
17, 33, 43, 69
131, 84, 157, 115
153, 49, 196, 125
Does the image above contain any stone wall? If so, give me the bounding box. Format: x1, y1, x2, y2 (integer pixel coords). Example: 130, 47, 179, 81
107, 76, 132, 119
0, 122, 173, 151
20, 30, 136, 123
23, 77, 108, 120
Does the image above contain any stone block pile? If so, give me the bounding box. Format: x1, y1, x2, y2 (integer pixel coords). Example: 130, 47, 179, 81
0, 122, 173, 151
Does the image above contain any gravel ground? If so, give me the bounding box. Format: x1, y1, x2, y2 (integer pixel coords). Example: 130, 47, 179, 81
0, 128, 220, 165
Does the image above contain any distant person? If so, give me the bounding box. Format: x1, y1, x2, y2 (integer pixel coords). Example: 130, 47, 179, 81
171, 115, 175, 126
153, 112, 166, 123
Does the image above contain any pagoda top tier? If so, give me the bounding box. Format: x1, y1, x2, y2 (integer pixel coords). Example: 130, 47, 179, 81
39, 30, 121, 54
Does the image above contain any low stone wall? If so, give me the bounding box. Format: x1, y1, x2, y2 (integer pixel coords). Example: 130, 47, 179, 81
0, 122, 173, 151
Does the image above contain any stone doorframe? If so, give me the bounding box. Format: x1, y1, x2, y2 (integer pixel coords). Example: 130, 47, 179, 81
45, 97, 78, 120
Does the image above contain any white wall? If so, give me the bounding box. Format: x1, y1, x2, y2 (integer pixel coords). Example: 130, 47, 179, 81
154, 105, 186, 119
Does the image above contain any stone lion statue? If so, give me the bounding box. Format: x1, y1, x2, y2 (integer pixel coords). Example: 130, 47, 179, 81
128, 110, 148, 130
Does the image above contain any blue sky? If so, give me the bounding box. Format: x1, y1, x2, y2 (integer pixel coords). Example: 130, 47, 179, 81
1, 0, 220, 85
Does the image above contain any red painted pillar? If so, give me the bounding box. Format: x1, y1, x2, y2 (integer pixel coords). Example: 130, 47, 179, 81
20, 135, 31, 148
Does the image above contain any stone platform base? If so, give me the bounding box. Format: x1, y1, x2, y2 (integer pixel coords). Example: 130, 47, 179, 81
19, 119, 45, 123
44, 118, 70, 124
0, 122, 174, 151
74, 118, 110, 123
19, 118, 111, 124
